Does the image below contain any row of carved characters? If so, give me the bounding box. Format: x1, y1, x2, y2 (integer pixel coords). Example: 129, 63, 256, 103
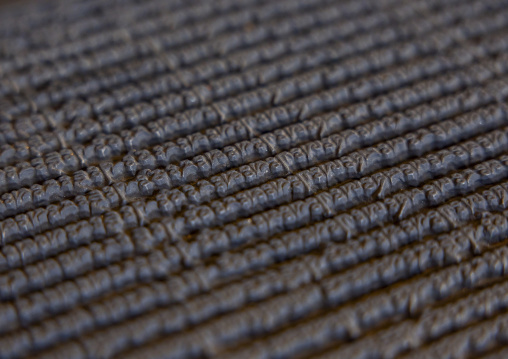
179, 109, 508, 236
0, 122, 504, 286
1, 0, 508, 357
0, 52, 482, 195
161, 215, 508, 359
1, 178, 506, 359
12, 207, 508, 359
223, 221, 508, 359
1, 37, 507, 216
0, 0, 224, 53
0, 92, 505, 247
0, 0, 372, 98
0, 0, 323, 72
0, 0, 415, 123
396, 315, 508, 359
0, 130, 507, 339
0, 63, 500, 215
0, 107, 502, 293
0, 0, 459, 130
193, 146, 508, 263
0, 4, 504, 165
323, 268, 508, 358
